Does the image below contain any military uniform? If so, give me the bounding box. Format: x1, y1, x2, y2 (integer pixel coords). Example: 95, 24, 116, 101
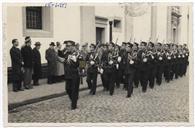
137, 42, 149, 92
64, 41, 80, 110
86, 45, 99, 95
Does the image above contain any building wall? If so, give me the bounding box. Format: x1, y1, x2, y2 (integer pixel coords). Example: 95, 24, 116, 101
95, 5, 126, 45
6, 6, 81, 67
156, 5, 168, 43
132, 6, 151, 43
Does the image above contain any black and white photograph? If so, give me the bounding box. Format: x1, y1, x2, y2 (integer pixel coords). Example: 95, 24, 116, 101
1, 1, 194, 127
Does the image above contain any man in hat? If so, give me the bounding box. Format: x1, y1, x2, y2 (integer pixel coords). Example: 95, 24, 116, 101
32, 42, 42, 85
137, 41, 149, 92
63, 41, 80, 110
10, 39, 24, 92
21, 36, 33, 89
45, 42, 57, 84
86, 44, 99, 95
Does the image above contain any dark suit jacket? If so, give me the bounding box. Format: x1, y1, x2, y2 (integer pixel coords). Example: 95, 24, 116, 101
10, 46, 23, 81
21, 45, 33, 68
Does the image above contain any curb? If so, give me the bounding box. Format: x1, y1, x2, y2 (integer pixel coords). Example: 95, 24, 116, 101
8, 84, 102, 112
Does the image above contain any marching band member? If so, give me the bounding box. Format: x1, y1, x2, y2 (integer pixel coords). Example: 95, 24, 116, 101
137, 41, 149, 92
155, 42, 164, 86
132, 42, 139, 88
63, 41, 80, 110
147, 42, 157, 89
86, 44, 99, 95
124, 42, 136, 98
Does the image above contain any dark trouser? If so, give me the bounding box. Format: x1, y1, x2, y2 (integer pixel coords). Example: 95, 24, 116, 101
156, 65, 163, 85
115, 69, 120, 88
105, 71, 115, 95
101, 73, 108, 91
174, 63, 179, 79
118, 68, 125, 85
13, 80, 22, 91
126, 73, 134, 97
164, 65, 171, 83
148, 66, 156, 89
65, 76, 80, 109
23, 68, 32, 88
133, 69, 139, 88
140, 70, 148, 92
87, 72, 98, 95
47, 75, 56, 84
33, 65, 41, 85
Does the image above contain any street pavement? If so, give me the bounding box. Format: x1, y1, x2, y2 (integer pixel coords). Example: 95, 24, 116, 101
8, 72, 189, 123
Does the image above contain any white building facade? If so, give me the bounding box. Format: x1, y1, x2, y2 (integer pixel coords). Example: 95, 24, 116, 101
4, 3, 191, 67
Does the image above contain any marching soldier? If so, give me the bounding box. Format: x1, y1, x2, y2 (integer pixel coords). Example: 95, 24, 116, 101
78, 43, 88, 85
137, 41, 149, 92
164, 44, 172, 83
147, 42, 157, 89
155, 43, 164, 85
132, 42, 140, 88
63, 41, 80, 110
119, 42, 127, 89
86, 44, 99, 95
32, 42, 42, 86
100, 44, 109, 91
124, 43, 136, 97
10, 39, 24, 92
102, 42, 116, 95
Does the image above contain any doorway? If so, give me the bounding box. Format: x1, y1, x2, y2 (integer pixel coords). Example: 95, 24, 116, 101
96, 27, 105, 44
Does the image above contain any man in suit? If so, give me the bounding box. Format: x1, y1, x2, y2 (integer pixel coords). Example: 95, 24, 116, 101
10, 39, 24, 92
86, 44, 99, 95
63, 41, 80, 110
45, 42, 57, 84
32, 42, 42, 85
21, 36, 33, 89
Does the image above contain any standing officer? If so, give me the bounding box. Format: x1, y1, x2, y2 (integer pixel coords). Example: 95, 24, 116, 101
86, 44, 99, 95
45, 42, 57, 84
137, 41, 149, 92
21, 36, 33, 89
10, 39, 24, 92
32, 42, 42, 86
64, 41, 80, 110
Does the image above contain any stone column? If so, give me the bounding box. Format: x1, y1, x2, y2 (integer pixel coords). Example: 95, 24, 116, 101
109, 21, 113, 42
151, 6, 157, 42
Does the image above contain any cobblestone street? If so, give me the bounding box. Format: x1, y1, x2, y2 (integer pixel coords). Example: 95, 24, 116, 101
8, 73, 189, 123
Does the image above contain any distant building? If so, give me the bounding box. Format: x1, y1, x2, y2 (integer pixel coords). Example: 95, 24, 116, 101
4, 3, 191, 67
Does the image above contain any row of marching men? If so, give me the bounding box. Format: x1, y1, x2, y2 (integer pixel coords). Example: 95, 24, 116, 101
10, 36, 189, 110
78, 41, 189, 98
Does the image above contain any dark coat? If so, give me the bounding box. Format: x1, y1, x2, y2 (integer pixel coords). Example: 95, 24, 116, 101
64, 51, 79, 80
21, 45, 33, 68
124, 52, 136, 75
45, 48, 57, 76
10, 46, 23, 81
32, 48, 42, 77
86, 52, 99, 74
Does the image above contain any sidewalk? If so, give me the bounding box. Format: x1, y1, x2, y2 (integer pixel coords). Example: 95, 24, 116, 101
8, 76, 102, 110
